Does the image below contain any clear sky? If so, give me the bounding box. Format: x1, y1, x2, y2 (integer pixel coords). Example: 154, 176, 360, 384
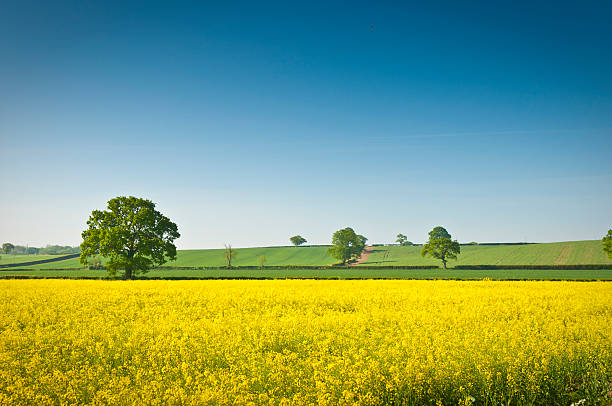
1, 1, 611, 248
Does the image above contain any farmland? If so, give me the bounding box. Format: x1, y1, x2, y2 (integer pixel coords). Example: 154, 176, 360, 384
3, 240, 610, 271
0, 280, 610, 405
363, 240, 612, 266
0, 254, 62, 265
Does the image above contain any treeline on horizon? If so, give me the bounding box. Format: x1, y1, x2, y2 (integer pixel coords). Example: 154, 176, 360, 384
1, 244, 80, 255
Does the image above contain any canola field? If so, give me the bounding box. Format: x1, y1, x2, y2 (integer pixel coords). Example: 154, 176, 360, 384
0, 280, 610, 405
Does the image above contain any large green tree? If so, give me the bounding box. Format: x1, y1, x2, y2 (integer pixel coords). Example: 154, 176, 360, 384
603, 229, 612, 260
2, 243, 14, 254
80, 196, 180, 279
428, 226, 451, 240
421, 226, 460, 269
327, 227, 367, 264
290, 235, 307, 246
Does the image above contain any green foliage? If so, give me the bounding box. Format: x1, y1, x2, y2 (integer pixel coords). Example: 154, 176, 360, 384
88, 257, 103, 270
80, 196, 180, 279
421, 227, 460, 269
223, 244, 237, 268
396, 234, 413, 246
257, 255, 267, 269
428, 226, 451, 240
2, 243, 14, 254
327, 227, 367, 264
290, 235, 307, 246
603, 229, 612, 260
396, 234, 407, 245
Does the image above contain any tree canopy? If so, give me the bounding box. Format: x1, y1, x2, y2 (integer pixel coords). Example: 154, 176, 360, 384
603, 229, 612, 260
396, 233, 407, 245
395, 234, 413, 246
2, 243, 14, 254
290, 235, 307, 246
80, 196, 180, 279
428, 226, 451, 240
327, 227, 367, 264
421, 226, 460, 269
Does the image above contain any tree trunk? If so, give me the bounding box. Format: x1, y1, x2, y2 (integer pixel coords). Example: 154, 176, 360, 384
125, 265, 133, 280
442, 258, 447, 269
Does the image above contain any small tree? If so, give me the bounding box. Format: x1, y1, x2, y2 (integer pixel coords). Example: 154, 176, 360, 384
290, 235, 307, 246
2, 243, 14, 254
80, 196, 180, 279
257, 255, 267, 268
327, 227, 367, 264
603, 229, 612, 260
396, 233, 407, 246
223, 244, 237, 268
421, 226, 460, 269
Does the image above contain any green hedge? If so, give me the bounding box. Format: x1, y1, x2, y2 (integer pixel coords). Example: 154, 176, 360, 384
454, 264, 612, 270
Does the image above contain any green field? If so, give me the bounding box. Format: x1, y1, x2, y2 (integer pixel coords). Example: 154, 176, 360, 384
10, 246, 335, 269
363, 240, 612, 266
5, 240, 610, 270
1, 267, 610, 280
0, 254, 63, 265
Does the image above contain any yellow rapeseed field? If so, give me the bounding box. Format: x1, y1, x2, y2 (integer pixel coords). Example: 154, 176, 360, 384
0, 280, 610, 405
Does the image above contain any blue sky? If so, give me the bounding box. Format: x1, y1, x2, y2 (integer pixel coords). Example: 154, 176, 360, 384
1, 1, 611, 248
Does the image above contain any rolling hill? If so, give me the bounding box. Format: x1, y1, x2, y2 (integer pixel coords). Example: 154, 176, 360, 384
4, 240, 610, 270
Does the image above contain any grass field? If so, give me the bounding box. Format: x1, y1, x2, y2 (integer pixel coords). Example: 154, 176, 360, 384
0, 280, 609, 405
2, 268, 611, 280
6, 240, 611, 270
0, 254, 63, 265
363, 240, 612, 266
10, 246, 336, 269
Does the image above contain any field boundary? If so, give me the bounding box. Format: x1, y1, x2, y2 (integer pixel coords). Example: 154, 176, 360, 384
0, 275, 610, 282
453, 264, 612, 270
5, 264, 612, 272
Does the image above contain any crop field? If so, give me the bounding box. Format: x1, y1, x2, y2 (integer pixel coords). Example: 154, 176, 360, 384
9, 246, 336, 269
2, 267, 611, 280
0, 254, 62, 265
0, 280, 610, 405
363, 240, 612, 266
7, 240, 611, 270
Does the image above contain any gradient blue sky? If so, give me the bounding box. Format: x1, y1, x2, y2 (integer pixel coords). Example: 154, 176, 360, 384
1, 1, 611, 248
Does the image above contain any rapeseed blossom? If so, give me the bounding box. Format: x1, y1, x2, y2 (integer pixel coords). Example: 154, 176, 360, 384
0, 280, 609, 405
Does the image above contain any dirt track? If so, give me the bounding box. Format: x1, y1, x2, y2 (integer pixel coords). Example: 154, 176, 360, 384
351, 246, 374, 265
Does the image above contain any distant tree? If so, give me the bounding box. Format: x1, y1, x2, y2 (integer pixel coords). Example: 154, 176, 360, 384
2, 243, 14, 254
80, 196, 180, 279
468, 241, 478, 245
327, 227, 367, 264
395, 234, 413, 246
290, 235, 307, 246
257, 255, 267, 269
603, 229, 612, 260
223, 244, 237, 268
396, 233, 407, 246
26, 247, 39, 255
421, 226, 460, 269
88, 257, 103, 270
